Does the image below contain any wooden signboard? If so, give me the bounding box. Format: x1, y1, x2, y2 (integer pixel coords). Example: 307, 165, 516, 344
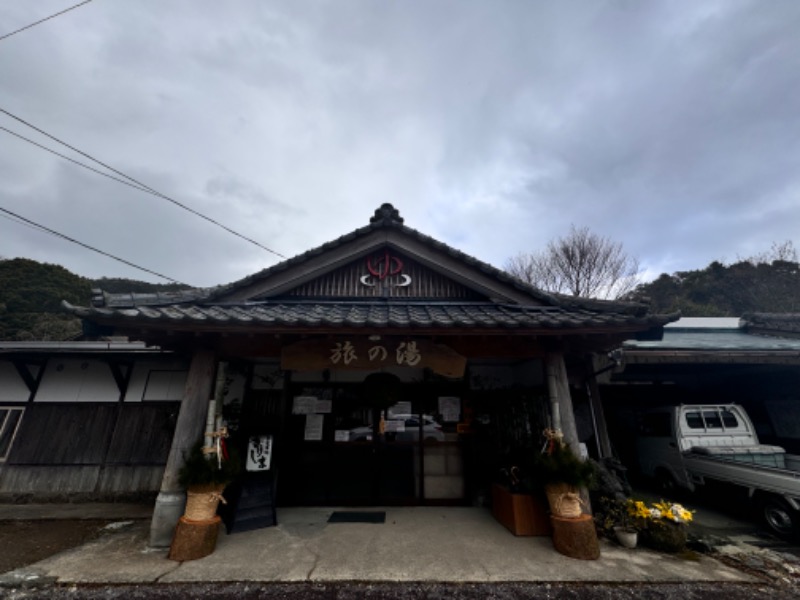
222, 435, 278, 534
281, 338, 467, 378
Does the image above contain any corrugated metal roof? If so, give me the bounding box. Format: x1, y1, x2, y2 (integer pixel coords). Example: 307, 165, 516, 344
665, 317, 741, 330
0, 341, 161, 353
625, 329, 800, 351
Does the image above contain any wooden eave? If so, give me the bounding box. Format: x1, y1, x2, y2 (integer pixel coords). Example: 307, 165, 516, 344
99, 318, 652, 339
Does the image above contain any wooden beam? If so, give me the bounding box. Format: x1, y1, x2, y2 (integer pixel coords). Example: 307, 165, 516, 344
160, 348, 218, 491
11, 360, 38, 396
150, 348, 218, 547
107, 361, 131, 400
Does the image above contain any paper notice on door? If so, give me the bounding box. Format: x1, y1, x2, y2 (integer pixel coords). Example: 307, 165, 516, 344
304, 414, 324, 440
334, 430, 350, 442
439, 396, 461, 422
293, 396, 317, 414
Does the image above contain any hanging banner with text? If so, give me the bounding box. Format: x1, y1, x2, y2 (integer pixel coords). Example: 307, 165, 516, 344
281, 338, 467, 378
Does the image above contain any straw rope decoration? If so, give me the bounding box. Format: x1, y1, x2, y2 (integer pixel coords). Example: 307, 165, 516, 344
542, 428, 565, 454
202, 426, 229, 469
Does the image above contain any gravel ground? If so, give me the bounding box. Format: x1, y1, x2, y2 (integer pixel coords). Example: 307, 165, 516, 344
0, 520, 116, 574
0, 580, 793, 600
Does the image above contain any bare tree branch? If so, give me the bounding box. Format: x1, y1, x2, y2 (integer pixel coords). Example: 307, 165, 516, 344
739, 240, 798, 266
505, 225, 641, 300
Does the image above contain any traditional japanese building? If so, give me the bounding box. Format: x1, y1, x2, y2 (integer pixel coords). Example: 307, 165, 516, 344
59, 204, 676, 545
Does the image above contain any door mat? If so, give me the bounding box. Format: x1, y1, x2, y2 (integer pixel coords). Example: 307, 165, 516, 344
327, 511, 386, 524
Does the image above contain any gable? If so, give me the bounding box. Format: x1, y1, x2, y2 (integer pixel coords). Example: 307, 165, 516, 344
65, 204, 678, 338
214, 227, 546, 305
265, 249, 488, 300
204, 205, 555, 306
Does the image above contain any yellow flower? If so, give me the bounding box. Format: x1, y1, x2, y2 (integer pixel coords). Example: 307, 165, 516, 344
626, 498, 694, 525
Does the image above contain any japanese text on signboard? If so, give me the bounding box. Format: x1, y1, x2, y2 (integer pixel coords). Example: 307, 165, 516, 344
329, 340, 422, 367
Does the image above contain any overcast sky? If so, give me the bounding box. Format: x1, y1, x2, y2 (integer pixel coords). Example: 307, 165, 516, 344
1, 1, 799, 289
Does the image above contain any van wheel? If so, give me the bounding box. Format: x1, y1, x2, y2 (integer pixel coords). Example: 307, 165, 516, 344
654, 469, 677, 496
760, 496, 799, 539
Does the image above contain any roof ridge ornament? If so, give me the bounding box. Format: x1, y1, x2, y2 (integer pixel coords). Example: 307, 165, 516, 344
370, 203, 404, 226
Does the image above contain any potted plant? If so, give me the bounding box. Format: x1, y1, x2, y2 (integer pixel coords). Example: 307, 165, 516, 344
492, 465, 552, 536
529, 432, 596, 518
594, 496, 639, 548
627, 498, 693, 553
179, 440, 241, 522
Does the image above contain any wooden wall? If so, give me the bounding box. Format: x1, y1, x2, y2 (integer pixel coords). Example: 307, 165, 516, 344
0, 402, 179, 498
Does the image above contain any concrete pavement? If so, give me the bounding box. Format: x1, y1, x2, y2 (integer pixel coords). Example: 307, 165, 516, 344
0, 505, 758, 587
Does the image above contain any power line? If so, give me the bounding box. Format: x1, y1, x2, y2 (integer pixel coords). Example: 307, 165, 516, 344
0, 107, 288, 259
0, 206, 187, 285
0, 1, 95, 43
1, 126, 157, 197
0, 209, 48, 234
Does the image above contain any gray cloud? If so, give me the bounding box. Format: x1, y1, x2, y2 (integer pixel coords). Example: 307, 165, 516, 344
1, 0, 798, 291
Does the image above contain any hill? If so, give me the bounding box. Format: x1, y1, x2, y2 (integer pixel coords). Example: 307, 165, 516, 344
630, 256, 800, 316
3, 248, 798, 341
0, 258, 190, 341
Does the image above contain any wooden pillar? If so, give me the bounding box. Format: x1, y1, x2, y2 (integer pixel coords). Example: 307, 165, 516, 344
545, 352, 580, 455
149, 348, 218, 548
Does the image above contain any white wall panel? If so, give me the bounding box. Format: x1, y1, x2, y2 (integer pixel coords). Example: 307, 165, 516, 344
36, 359, 119, 402
125, 359, 189, 402
0, 361, 30, 403
142, 370, 187, 401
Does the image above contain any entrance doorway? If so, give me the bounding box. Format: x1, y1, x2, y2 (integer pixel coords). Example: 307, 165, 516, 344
277, 373, 464, 506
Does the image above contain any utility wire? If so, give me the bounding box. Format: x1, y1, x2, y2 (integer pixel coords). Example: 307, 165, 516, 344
0, 206, 187, 285
0, 209, 49, 234
0, 107, 288, 259
1, 126, 157, 197
0, 1, 94, 42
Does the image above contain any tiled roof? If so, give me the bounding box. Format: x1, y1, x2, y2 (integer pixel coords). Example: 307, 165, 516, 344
64, 300, 675, 331
86, 203, 559, 309
90, 288, 214, 308
68, 205, 678, 335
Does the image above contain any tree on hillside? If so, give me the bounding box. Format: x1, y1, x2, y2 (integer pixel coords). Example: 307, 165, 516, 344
0, 258, 91, 340
0, 257, 193, 341
505, 225, 641, 300
741, 240, 798, 266
630, 240, 800, 316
